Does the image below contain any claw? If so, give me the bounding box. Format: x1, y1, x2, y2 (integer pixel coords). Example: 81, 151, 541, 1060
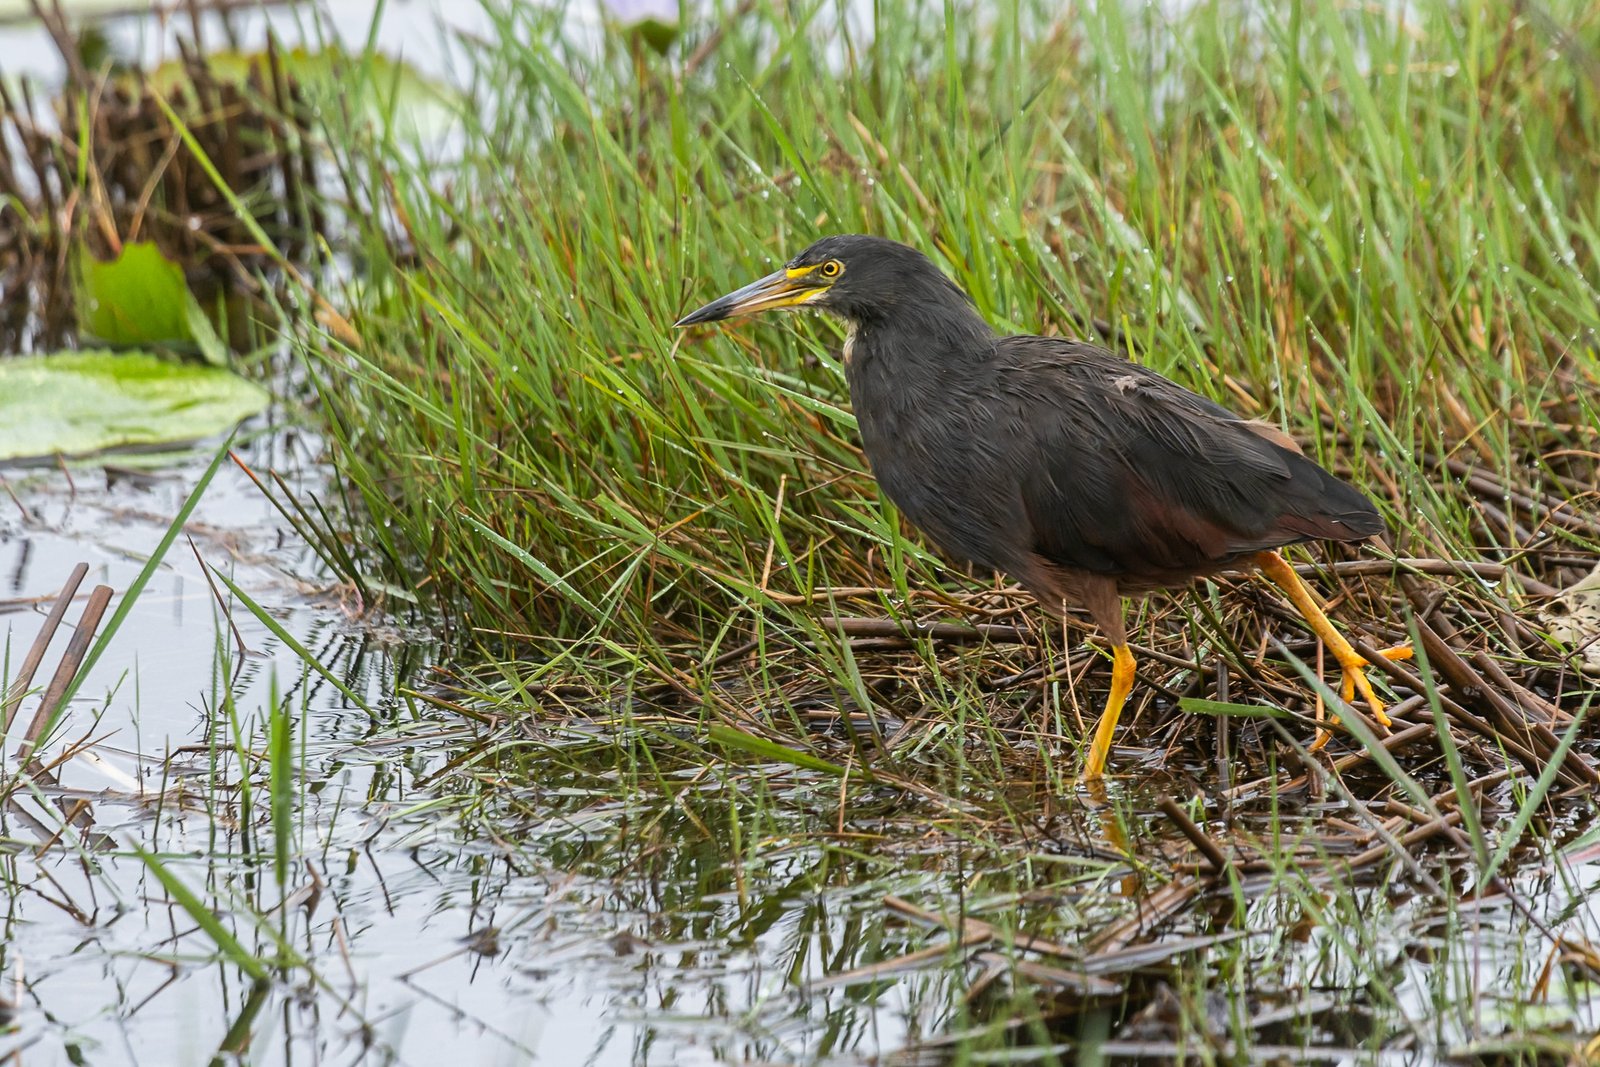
1337, 650, 1402, 729
1343, 664, 1391, 727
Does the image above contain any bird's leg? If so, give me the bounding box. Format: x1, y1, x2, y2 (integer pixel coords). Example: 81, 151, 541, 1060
1080, 577, 1133, 781
1253, 550, 1404, 727
1086, 645, 1136, 780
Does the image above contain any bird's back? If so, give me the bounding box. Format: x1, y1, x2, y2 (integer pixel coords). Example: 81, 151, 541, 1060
849, 330, 1383, 593
984, 337, 1383, 589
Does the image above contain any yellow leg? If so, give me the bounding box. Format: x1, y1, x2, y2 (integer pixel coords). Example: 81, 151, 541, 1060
1255, 551, 1405, 728
1083, 643, 1136, 781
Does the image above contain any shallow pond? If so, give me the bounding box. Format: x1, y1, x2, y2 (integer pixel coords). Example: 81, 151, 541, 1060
0, 430, 955, 1066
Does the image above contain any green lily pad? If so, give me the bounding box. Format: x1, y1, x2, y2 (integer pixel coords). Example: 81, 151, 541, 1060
0, 351, 269, 463
75, 241, 193, 348
630, 18, 681, 54
147, 47, 460, 142
0, 0, 155, 17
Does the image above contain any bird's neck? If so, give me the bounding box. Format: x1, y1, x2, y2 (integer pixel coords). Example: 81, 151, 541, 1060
843, 298, 994, 381
841, 300, 995, 470
838, 296, 998, 566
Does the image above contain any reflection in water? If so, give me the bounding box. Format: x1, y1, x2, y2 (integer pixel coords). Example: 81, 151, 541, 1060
6, 460, 1600, 1065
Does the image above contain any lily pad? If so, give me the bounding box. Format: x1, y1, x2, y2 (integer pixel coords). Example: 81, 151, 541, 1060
0, 351, 269, 463
147, 47, 460, 142
75, 241, 193, 348
603, 0, 682, 53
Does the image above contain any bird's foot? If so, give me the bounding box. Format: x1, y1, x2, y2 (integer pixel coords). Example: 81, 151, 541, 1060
1337, 644, 1413, 729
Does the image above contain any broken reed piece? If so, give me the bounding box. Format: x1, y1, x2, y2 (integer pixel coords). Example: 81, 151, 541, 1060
1157, 796, 1230, 875
819, 615, 1030, 644
1398, 576, 1600, 788
1, 562, 89, 734
10, 573, 114, 771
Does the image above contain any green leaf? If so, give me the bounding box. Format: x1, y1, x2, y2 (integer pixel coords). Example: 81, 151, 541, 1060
148, 47, 462, 141
705, 724, 853, 777
1178, 697, 1292, 719
0, 351, 268, 462
75, 241, 193, 347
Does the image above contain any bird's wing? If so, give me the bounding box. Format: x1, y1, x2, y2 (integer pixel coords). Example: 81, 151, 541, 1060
995, 338, 1382, 580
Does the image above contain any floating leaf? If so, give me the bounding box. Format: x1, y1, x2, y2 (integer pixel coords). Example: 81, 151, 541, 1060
0, 351, 268, 462
147, 47, 460, 141
603, 0, 681, 53
75, 241, 193, 347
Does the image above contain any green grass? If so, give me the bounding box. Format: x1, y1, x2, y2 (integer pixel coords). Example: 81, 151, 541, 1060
299, 0, 1600, 787
280, 0, 1600, 1059
307, 0, 1598, 644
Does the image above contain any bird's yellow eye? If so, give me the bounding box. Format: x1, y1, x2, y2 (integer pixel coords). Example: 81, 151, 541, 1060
819, 260, 843, 278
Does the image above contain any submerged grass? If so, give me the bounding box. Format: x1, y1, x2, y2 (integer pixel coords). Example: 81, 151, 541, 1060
267, 0, 1600, 1059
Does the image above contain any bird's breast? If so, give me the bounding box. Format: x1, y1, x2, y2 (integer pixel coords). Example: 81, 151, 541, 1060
845, 353, 1012, 573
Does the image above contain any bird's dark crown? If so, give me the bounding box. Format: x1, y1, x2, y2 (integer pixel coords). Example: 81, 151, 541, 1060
785, 235, 976, 324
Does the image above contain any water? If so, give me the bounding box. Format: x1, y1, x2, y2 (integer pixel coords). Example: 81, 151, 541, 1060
1, 3, 889, 1059
1, 250, 1595, 1067
1, 5, 795, 1058
0, 426, 944, 1065
0, 2, 502, 85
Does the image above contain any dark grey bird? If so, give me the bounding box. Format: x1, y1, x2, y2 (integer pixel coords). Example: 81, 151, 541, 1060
676, 234, 1409, 779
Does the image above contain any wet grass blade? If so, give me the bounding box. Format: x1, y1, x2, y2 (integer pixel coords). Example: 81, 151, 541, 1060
268, 674, 294, 891
1488, 693, 1594, 879
460, 512, 603, 621
215, 978, 273, 1059
1405, 612, 1489, 866
128, 840, 273, 981
56, 439, 233, 716
208, 568, 375, 718
1177, 697, 1291, 719
704, 724, 855, 778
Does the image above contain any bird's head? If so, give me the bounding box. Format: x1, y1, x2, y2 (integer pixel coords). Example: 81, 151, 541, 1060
674, 234, 973, 329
